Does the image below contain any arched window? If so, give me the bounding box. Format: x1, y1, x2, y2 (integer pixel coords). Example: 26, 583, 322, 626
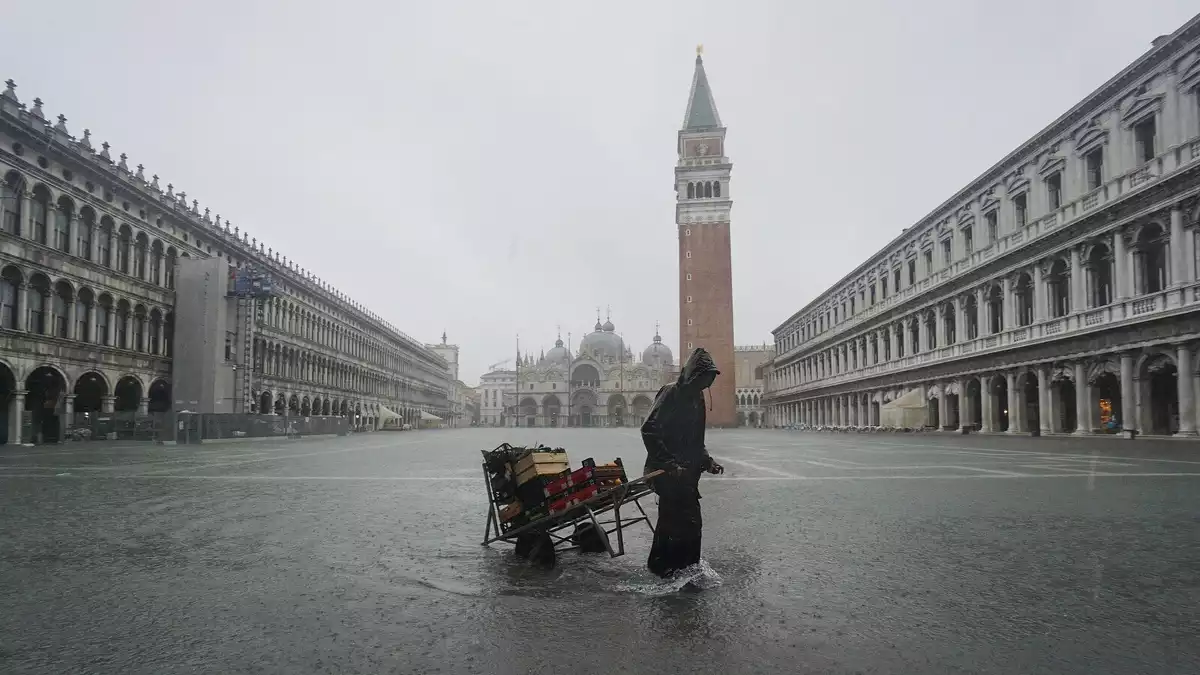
54, 196, 73, 252
2, 172, 23, 235
77, 288, 94, 342
78, 208, 95, 261
149, 309, 162, 354
713, 181, 721, 198
53, 281, 72, 338
97, 295, 112, 346
1087, 244, 1113, 308
925, 312, 938, 350
117, 225, 132, 274
964, 293, 979, 339
98, 217, 114, 268
687, 182, 695, 199
704, 182, 713, 198
27, 275, 49, 334
1048, 259, 1070, 318
134, 305, 147, 351
942, 302, 956, 344
134, 233, 148, 279
0, 266, 21, 329
987, 284, 1004, 334
165, 247, 177, 289
1134, 223, 1168, 294
1015, 273, 1034, 326
150, 241, 163, 285
30, 185, 50, 245
116, 300, 130, 349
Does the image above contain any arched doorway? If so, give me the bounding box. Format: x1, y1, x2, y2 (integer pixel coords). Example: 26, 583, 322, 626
25, 366, 67, 443
260, 391, 273, 414
927, 392, 940, 429
289, 394, 300, 416
519, 397, 538, 427
631, 395, 653, 424
990, 375, 1009, 432
1020, 372, 1039, 432
542, 395, 561, 427
966, 378, 982, 430
114, 376, 142, 412
301, 396, 312, 416
607, 394, 627, 427
1052, 369, 1077, 433
274, 394, 286, 416
74, 372, 108, 414
749, 411, 759, 427
148, 380, 171, 413
0, 362, 15, 443
1141, 354, 1178, 435
1090, 368, 1121, 432
573, 389, 598, 427
736, 411, 747, 427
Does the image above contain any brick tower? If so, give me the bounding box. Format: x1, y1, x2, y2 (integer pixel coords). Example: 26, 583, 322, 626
676, 46, 736, 427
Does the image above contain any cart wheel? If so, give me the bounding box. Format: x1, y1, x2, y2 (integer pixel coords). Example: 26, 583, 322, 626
572, 522, 609, 554
527, 533, 556, 568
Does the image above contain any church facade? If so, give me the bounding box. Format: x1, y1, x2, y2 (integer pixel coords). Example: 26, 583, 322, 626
511, 316, 677, 428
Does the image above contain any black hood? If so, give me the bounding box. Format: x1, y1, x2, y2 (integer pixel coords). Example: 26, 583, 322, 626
677, 347, 720, 389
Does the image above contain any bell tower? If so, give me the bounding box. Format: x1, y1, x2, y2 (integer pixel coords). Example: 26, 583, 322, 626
676, 46, 736, 427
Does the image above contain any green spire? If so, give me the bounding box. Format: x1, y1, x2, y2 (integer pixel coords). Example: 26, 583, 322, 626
683, 51, 722, 130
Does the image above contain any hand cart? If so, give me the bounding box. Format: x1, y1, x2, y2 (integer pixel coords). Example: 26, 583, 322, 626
481, 450, 663, 559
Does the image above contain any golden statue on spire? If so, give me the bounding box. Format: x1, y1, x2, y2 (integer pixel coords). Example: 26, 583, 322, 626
696, 43, 704, 55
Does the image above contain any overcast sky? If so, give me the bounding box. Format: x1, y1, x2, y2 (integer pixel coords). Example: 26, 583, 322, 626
2, 1, 1196, 385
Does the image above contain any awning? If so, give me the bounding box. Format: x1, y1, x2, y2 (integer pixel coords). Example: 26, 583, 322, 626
378, 406, 402, 422
420, 411, 442, 421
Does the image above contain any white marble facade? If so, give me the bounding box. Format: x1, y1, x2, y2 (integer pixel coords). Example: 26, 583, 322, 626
766, 18, 1200, 437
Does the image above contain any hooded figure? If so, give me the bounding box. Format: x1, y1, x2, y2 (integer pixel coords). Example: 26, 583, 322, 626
641, 347, 725, 578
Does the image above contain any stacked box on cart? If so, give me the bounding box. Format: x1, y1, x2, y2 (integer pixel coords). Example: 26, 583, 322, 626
515, 452, 570, 486
548, 484, 602, 516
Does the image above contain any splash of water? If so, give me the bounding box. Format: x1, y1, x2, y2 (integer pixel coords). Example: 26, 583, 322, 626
615, 559, 723, 595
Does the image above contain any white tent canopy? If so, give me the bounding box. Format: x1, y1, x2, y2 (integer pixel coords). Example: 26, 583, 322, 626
378, 406, 402, 422
879, 388, 929, 428
420, 411, 442, 421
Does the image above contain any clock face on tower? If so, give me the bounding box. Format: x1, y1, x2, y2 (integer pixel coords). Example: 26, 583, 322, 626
696, 143, 710, 156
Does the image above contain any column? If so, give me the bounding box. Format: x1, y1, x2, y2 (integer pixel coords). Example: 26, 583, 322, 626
88, 303, 98, 343
66, 300, 77, 341
64, 394, 75, 427
1120, 352, 1136, 434
1176, 344, 1195, 435
157, 255, 166, 288
938, 389, 949, 431
1004, 278, 1016, 329
138, 397, 149, 415
918, 317, 927, 353
91, 226, 101, 262
1006, 371, 1020, 433
1038, 365, 1053, 434
936, 304, 946, 346
1073, 361, 1091, 435
139, 318, 149, 353
1033, 263, 1046, 323
1070, 246, 1084, 315
106, 308, 116, 346
10, 390, 25, 444
980, 376, 994, 432
957, 378, 969, 429
1170, 206, 1185, 286
976, 286, 987, 336
65, 213, 77, 256
101, 396, 115, 414
1113, 229, 1129, 300
19, 191, 31, 238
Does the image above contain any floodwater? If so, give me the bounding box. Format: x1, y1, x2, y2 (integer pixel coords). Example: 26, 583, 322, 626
1, 429, 1197, 674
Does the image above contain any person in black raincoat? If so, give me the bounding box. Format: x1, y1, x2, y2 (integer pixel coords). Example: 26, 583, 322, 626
641, 347, 724, 578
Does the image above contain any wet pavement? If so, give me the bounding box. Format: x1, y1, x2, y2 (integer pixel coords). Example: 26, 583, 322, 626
1, 429, 1197, 674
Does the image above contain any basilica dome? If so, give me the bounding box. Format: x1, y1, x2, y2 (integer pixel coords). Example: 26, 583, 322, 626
642, 330, 673, 368
544, 336, 571, 365
580, 316, 625, 361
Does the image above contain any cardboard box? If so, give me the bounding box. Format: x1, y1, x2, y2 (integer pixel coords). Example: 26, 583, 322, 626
515, 453, 570, 486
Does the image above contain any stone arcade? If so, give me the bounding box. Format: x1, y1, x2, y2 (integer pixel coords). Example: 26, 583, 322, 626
765, 16, 1200, 437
